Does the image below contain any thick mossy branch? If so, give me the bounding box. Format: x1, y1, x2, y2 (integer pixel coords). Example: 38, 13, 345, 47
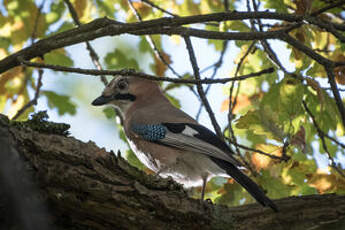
1, 113, 345, 230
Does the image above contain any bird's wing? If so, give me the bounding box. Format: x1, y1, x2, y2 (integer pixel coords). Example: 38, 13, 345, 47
131, 122, 278, 212
131, 122, 242, 167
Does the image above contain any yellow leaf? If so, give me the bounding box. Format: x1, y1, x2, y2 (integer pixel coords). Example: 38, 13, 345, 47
307, 168, 339, 193
153, 52, 171, 77
0, 66, 24, 96
251, 144, 282, 171
0, 95, 6, 112
170, 35, 181, 45
132, 2, 152, 18
220, 94, 258, 113
8, 88, 32, 120
74, 0, 87, 19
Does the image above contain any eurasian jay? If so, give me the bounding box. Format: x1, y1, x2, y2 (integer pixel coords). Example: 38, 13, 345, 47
92, 76, 278, 212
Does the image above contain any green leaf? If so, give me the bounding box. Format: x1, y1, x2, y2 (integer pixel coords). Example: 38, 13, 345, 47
95, 0, 115, 17
0, 95, 6, 112
139, 37, 151, 53
125, 149, 145, 170
43, 90, 76, 115
258, 169, 291, 198
102, 107, 115, 119
44, 49, 73, 67
104, 48, 139, 70
0, 37, 11, 49
261, 0, 288, 13
165, 93, 181, 108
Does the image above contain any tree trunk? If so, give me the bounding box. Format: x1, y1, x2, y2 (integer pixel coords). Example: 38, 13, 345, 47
0, 114, 344, 230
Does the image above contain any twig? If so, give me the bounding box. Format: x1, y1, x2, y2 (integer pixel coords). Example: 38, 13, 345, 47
4, 11, 345, 74
251, 0, 303, 81
224, 0, 230, 11
302, 100, 345, 178
18, 58, 274, 85
64, 0, 108, 86
141, 0, 178, 17
325, 65, 345, 129
196, 40, 229, 120
129, 0, 201, 108
227, 41, 257, 175
128, 0, 188, 80
12, 68, 43, 120
12, 0, 46, 120
324, 87, 345, 92
140, 0, 219, 27
195, 0, 231, 120
232, 141, 290, 161
183, 36, 223, 139
311, 1, 345, 16
30, 0, 46, 44
281, 34, 345, 128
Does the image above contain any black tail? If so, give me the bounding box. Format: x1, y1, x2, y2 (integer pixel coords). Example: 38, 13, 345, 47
211, 157, 278, 212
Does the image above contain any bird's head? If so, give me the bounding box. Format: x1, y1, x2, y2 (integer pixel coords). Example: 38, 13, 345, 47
92, 75, 161, 113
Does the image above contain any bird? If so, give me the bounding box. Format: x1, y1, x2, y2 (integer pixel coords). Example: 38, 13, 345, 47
92, 75, 278, 212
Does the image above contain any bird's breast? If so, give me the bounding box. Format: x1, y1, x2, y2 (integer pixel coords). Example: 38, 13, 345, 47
126, 136, 180, 173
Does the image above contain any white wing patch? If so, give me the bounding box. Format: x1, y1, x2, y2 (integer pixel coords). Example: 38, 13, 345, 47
160, 131, 241, 167
181, 125, 199, 136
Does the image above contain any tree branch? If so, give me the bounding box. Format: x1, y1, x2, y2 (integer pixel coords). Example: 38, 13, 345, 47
18, 58, 274, 84
302, 100, 345, 178
2, 11, 344, 74
64, 0, 108, 85
2, 114, 345, 229
12, 68, 43, 120
184, 36, 223, 138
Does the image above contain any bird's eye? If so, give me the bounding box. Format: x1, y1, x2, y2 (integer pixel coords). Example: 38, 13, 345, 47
118, 80, 128, 90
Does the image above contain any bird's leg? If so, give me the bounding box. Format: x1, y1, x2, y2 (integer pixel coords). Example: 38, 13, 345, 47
200, 174, 208, 201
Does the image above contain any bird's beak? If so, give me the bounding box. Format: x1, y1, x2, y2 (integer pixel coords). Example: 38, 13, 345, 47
91, 95, 112, 106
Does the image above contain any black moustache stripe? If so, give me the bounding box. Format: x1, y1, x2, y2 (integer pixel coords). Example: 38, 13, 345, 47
114, 93, 136, 101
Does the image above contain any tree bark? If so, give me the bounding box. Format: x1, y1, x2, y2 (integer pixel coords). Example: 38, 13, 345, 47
0, 113, 344, 230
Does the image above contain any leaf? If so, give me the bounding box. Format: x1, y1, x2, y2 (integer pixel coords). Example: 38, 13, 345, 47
306, 169, 345, 193
220, 94, 256, 114
257, 169, 291, 198
125, 149, 146, 171
132, 2, 152, 18
261, 0, 288, 13
44, 49, 73, 67
153, 51, 172, 77
306, 78, 324, 104
165, 93, 181, 108
0, 66, 24, 96
139, 37, 151, 53
0, 95, 6, 112
178, 0, 201, 16
333, 53, 345, 85
104, 48, 139, 70
251, 144, 282, 172
8, 87, 33, 120
291, 126, 306, 152
49, 1, 66, 23
295, 0, 312, 15
103, 107, 115, 119
74, 0, 88, 19
95, 0, 115, 17
43, 90, 76, 116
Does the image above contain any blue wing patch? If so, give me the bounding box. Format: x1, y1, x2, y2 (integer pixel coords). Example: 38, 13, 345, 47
131, 124, 167, 141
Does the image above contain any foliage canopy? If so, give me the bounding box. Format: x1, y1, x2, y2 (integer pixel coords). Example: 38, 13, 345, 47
1, 0, 345, 207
